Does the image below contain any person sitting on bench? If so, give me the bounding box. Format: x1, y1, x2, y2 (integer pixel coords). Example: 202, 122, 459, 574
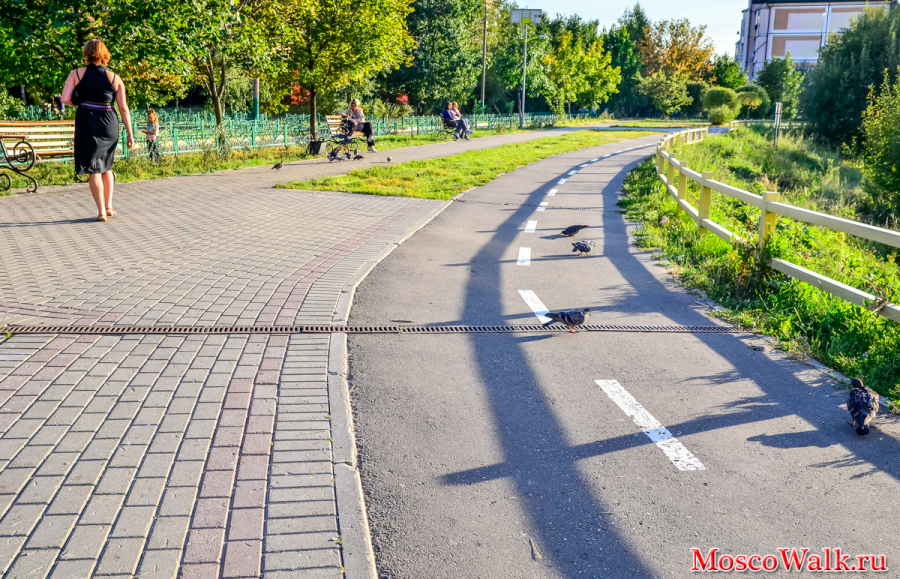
450, 102, 472, 135
442, 102, 466, 139
339, 99, 377, 153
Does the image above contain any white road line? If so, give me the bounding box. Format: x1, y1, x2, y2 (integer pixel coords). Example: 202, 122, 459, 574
518, 290, 551, 323
601, 154, 610, 158
580, 164, 589, 168
568, 170, 578, 176
624, 147, 634, 151
614, 150, 623, 154
536, 202, 549, 211
558, 178, 567, 185
517, 248, 531, 265
595, 380, 706, 471
590, 158, 599, 162
547, 188, 558, 196
524, 221, 537, 232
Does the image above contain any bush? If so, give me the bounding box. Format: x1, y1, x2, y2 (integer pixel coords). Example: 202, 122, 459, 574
706, 105, 736, 125
801, 7, 899, 147
683, 81, 709, 117
860, 71, 900, 225
736, 83, 771, 118
0, 91, 26, 120
735, 84, 769, 119
703, 87, 740, 111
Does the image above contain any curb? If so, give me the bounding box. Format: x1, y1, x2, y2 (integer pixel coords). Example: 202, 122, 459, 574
325, 193, 461, 578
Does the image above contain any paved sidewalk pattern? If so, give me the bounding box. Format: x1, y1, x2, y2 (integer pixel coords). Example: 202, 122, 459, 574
0, 132, 494, 577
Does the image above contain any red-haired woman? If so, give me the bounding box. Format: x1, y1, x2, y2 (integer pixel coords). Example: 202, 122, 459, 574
61, 39, 134, 221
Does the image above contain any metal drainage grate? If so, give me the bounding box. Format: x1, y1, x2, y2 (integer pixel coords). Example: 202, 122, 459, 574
6, 324, 745, 336
453, 199, 621, 213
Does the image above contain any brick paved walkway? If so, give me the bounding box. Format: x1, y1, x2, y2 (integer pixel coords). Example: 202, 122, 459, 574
0, 134, 488, 577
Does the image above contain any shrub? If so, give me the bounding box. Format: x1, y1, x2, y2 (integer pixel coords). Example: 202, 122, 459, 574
801, 6, 900, 147
736, 83, 771, 118
735, 84, 768, 119
0, 92, 26, 120
702, 87, 740, 112
756, 55, 803, 120
860, 70, 900, 225
637, 70, 692, 117
706, 105, 736, 125
684, 81, 709, 117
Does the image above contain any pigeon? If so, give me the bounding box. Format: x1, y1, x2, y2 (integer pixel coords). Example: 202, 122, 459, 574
560, 225, 589, 237
544, 309, 591, 333
272, 161, 283, 171
572, 240, 596, 256
847, 378, 879, 435
354, 154, 364, 160
387, 156, 393, 162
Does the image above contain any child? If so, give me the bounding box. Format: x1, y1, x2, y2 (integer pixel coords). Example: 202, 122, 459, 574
141, 109, 160, 162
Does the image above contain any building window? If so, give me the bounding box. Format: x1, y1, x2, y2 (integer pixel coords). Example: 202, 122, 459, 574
828, 8, 865, 33
772, 8, 826, 32
770, 35, 822, 60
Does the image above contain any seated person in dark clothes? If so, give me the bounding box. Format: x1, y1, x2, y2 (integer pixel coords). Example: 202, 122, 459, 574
339, 99, 377, 152
441, 102, 467, 139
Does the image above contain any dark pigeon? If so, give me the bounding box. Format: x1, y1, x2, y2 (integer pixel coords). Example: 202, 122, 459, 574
847, 378, 879, 435
572, 240, 596, 255
561, 225, 589, 237
544, 309, 591, 333
354, 154, 364, 160
272, 161, 283, 171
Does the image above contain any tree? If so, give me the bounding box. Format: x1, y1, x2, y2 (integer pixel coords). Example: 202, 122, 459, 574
602, 25, 643, 115
860, 70, 900, 224
708, 54, 746, 90
735, 83, 770, 118
492, 10, 552, 112
282, 0, 414, 139
619, 3, 650, 49
579, 39, 622, 109
542, 32, 620, 114
755, 54, 803, 120
640, 19, 714, 80
683, 81, 708, 118
702, 86, 739, 124
385, 0, 482, 112
800, 6, 898, 147
638, 71, 691, 117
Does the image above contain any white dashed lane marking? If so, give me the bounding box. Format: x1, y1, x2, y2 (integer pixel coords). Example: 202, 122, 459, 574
591, 158, 599, 162
518, 290, 551, 323
536, 202, 548, 212
547, 188, 558, 196
558, 178, 567, 185
595, 380, 706, 471
524, 221, 537, 233
517, 248, 531, 266
568, 170, 578, 176
580, 164, 589, 168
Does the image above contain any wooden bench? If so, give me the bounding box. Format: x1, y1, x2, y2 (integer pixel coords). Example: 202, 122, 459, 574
324, 116, 365, 140
0, 120, 76, 160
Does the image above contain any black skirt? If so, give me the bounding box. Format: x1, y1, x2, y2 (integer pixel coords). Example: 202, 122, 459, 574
74, 107, 119, 175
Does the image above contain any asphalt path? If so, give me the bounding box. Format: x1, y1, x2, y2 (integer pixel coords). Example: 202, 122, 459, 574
346, 134, 900, 578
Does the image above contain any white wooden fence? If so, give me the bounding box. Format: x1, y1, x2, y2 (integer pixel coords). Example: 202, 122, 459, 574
655, 128, 900, 323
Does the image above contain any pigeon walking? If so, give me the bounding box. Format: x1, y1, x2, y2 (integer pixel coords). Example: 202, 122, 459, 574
272, 161, 283, 171
544, 309, 591, 333
572, 240, 596, 256
847, 378, 879, 435
354, 154, 364, 160
560, 225, 589, 237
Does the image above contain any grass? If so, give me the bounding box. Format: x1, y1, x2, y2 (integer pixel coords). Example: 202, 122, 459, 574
1, 122, 600, 193
619, 127, 900, 401
614, 119, 710, 128
278, 130, 647, 200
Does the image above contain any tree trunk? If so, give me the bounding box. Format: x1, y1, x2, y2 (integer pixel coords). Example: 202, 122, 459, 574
309, 86, 318, 141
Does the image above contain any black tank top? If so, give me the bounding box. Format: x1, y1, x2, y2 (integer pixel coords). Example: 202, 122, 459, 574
74, 65, 117, 109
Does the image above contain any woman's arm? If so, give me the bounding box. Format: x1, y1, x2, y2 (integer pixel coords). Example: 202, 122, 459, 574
114, 76, 135, 149
60, 71, 76, 106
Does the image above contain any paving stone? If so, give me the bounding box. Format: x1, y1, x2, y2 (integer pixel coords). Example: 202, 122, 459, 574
25, 514, 77, 548
45, 484, 93, 515
17, 475, 64, 504
146, 516, 190, 550
134, 549, 181, 579
80, 495, 126, 525
59, 524, 110, 559
110, 505, 157, 538
95, 537, 145, 575
3, 547, 58, 577
0, 536, 26, 573
48, 559, 99, 579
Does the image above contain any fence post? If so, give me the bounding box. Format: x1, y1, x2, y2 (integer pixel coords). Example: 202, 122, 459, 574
251, 122, 257, 148
666, 157, 676, 188
121, 127, 128, 159
173, 125, 179, 157
656, 145, 663, 176
758, 191, 781, 250
677, 162, 688, 201
283, 123, 287, 146
698, 171, 713, 235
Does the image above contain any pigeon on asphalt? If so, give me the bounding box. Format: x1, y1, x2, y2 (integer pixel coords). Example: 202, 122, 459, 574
272, 161, 283, 171
544, 309, 591, 333
354, 154, 364, 160
387, 156, 393, 162
560, 225, 589, 237
847, 378, 879, 435
572, 240, 596, 255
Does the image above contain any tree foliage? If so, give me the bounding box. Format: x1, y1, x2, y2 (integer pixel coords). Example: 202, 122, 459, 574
801, 6, 899, 147
683, 81, 708, 117
542, 31, 619, 114
860, 70, 900, 223
639, 19, 714, 80
602, 24, 643, 115
638, 70, 691, 117
619, 2, 650, 49
736, 83, 770, 118
708, 54, 746, 90
755, 54, 803, 121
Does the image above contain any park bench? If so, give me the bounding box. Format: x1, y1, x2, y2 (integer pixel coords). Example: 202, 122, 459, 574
0, 120, 77, 192
322, 115, 366, 161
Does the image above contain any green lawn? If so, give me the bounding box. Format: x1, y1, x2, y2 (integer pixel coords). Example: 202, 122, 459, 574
278, 130, 647, 200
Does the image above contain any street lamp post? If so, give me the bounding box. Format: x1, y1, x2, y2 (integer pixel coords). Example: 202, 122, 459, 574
511, 9, 543, 129
480, 0, 488, 105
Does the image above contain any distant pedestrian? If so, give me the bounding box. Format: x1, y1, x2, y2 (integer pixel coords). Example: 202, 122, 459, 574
142, 109, 160, 162
61, 39, 134, 221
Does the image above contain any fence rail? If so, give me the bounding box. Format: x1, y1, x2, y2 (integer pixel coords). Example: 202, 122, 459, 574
655, 127, 900, 323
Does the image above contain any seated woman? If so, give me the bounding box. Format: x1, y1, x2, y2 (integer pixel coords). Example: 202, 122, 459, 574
450, 102, 472, 136
441, 102, 463, 138
339, 99, 377, 152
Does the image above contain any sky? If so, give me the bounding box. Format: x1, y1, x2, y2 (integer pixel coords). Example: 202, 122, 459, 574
522, 0, 750, 56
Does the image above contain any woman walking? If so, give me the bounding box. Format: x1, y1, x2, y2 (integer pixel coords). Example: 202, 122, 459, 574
61, 39, 134, 221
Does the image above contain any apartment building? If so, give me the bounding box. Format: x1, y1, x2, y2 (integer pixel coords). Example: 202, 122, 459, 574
736, 1, 891, 80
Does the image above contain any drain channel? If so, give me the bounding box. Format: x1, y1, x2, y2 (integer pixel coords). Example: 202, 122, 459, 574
6, 324, 745, 336
453, 199, 621, 213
